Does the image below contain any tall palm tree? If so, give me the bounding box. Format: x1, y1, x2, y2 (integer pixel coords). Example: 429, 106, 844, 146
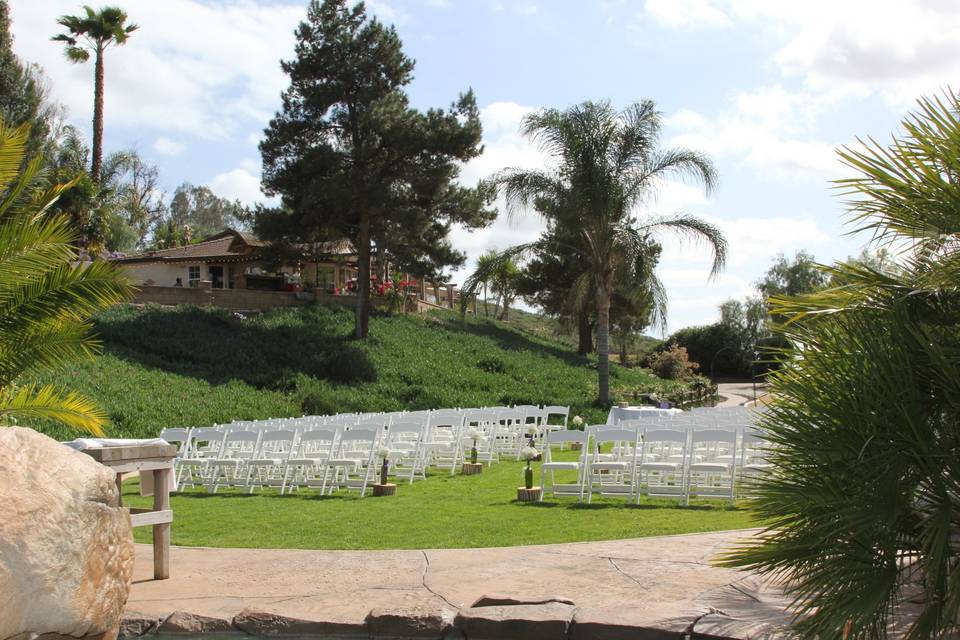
470, 100, 726, 404
0, 119, 133, 434
52, 5, 137, 184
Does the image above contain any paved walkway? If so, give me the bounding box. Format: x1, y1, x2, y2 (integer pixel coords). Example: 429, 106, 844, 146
717, 381, 768, 407
122, 529, 793, 639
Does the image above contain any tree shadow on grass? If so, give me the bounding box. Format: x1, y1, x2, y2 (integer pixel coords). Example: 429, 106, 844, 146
96, 304, 374, 389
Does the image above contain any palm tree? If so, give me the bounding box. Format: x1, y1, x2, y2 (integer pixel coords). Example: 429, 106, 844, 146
474, 250, 498, 317
52, 5, 137, 184
470, 100, 726, 404
721, 92, 960, 638
0, 119, 133, 435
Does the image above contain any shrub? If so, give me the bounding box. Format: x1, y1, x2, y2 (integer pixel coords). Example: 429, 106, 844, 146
646, 343, 698, 380
299, 387, 340, 417
660, 323, 743, 378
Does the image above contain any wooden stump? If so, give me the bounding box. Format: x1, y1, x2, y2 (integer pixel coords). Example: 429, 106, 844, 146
570, 442, 583, 451
461, 462, 483, 475
517, 486, 543, 502
372, 483, 396, 497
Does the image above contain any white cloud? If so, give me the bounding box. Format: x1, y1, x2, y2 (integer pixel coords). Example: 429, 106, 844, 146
723, 1, 960, 106
666, 86, 844, 180
10, 0, 303, 139
153, 137, 185, 156
643, 0, 731, 29
209, 168, 266, 205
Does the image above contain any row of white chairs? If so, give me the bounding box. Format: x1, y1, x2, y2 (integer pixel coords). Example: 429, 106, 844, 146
159, 404, 572, 496
540, 417, 769, 505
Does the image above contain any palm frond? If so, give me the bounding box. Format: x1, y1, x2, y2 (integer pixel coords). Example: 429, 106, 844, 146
638, 213, 727, 277
0, 383, 107, 436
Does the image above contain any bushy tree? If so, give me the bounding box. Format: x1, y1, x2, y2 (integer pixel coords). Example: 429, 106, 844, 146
722, 92, 960, 638
259, 0, 495, 338
159, 183, 246, 243
646, 343, 698, 381
47, 127, 164, 253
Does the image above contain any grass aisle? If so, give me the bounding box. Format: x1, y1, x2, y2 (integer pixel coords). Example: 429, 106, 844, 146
124, 457, 756, 550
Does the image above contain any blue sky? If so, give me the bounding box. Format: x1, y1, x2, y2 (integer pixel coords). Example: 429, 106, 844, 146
8, 0, 956, 332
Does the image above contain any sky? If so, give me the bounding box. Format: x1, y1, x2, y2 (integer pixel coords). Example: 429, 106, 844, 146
7, 0, 959, 333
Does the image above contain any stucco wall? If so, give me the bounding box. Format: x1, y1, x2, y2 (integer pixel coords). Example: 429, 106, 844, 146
122, 263, 195, 287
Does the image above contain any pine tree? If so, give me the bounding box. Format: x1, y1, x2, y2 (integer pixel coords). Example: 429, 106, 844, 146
259, 0, 494, 338
0, 0, 57, 159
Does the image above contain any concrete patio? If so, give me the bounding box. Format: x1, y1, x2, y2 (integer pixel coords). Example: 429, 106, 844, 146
121, 528, 794, 639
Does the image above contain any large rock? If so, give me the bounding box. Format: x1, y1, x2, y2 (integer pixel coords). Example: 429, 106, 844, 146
0, 427, 134, 640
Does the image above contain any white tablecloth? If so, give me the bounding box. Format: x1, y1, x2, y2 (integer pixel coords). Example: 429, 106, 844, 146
606, 406, 683, 425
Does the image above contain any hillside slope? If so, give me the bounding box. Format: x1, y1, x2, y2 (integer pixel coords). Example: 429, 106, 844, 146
29, 304, 680, 440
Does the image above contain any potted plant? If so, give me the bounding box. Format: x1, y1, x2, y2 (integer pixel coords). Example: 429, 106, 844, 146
517, 445, 541, 502
462, 427, 485, 475
372, 447, 396, 496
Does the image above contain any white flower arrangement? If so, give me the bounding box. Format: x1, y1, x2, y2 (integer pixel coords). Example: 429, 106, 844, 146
571, 415, 584, 427
520, 446, 539, 461
376, 447, 391, 460
466, 426, 485, 442
526, 424, 540, 436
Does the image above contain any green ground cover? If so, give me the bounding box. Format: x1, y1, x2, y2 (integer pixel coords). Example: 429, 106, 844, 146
123, 454, 755, 550
27, 303, 751, 549
29, 303, 686, 441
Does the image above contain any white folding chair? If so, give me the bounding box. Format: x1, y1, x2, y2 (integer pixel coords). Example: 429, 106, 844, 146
159, 427, 191, 490
205, 430, 260, 493
176, 427, 224, 489
686, 429, 739, 505
540, 429, 589, 502
586, 428, 640, 502
635, 429, 689, 502
245, 429, 297, 493
282, 428, 339, 495
425, 410, 465, 475
326, 428, 380, 497
386, 421, 428, 484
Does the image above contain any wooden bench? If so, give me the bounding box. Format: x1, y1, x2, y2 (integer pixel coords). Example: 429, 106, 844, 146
82, 443, 176, 580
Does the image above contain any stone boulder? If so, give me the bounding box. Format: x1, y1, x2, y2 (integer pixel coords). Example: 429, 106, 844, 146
0, 427, 135, 640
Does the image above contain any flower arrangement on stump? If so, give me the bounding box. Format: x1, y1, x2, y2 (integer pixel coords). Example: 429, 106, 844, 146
373, 447, 396, 496
570, 416, 585, 450
517, 445, 542, 502
524, 425, 542, 460
467, 426, 484, 464
462, 427, 485, 475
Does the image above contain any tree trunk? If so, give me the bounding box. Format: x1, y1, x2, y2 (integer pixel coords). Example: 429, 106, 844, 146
91, 48, 105, 185
577, 311, 593, 355
596, 287, 611, 405
483, 283, 489, 317
499, 297, 509, 321
619, 331, 629, 367
355, 212, 371, 339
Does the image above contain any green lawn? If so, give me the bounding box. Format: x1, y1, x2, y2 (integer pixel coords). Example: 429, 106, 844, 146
123, 454, 756, 550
